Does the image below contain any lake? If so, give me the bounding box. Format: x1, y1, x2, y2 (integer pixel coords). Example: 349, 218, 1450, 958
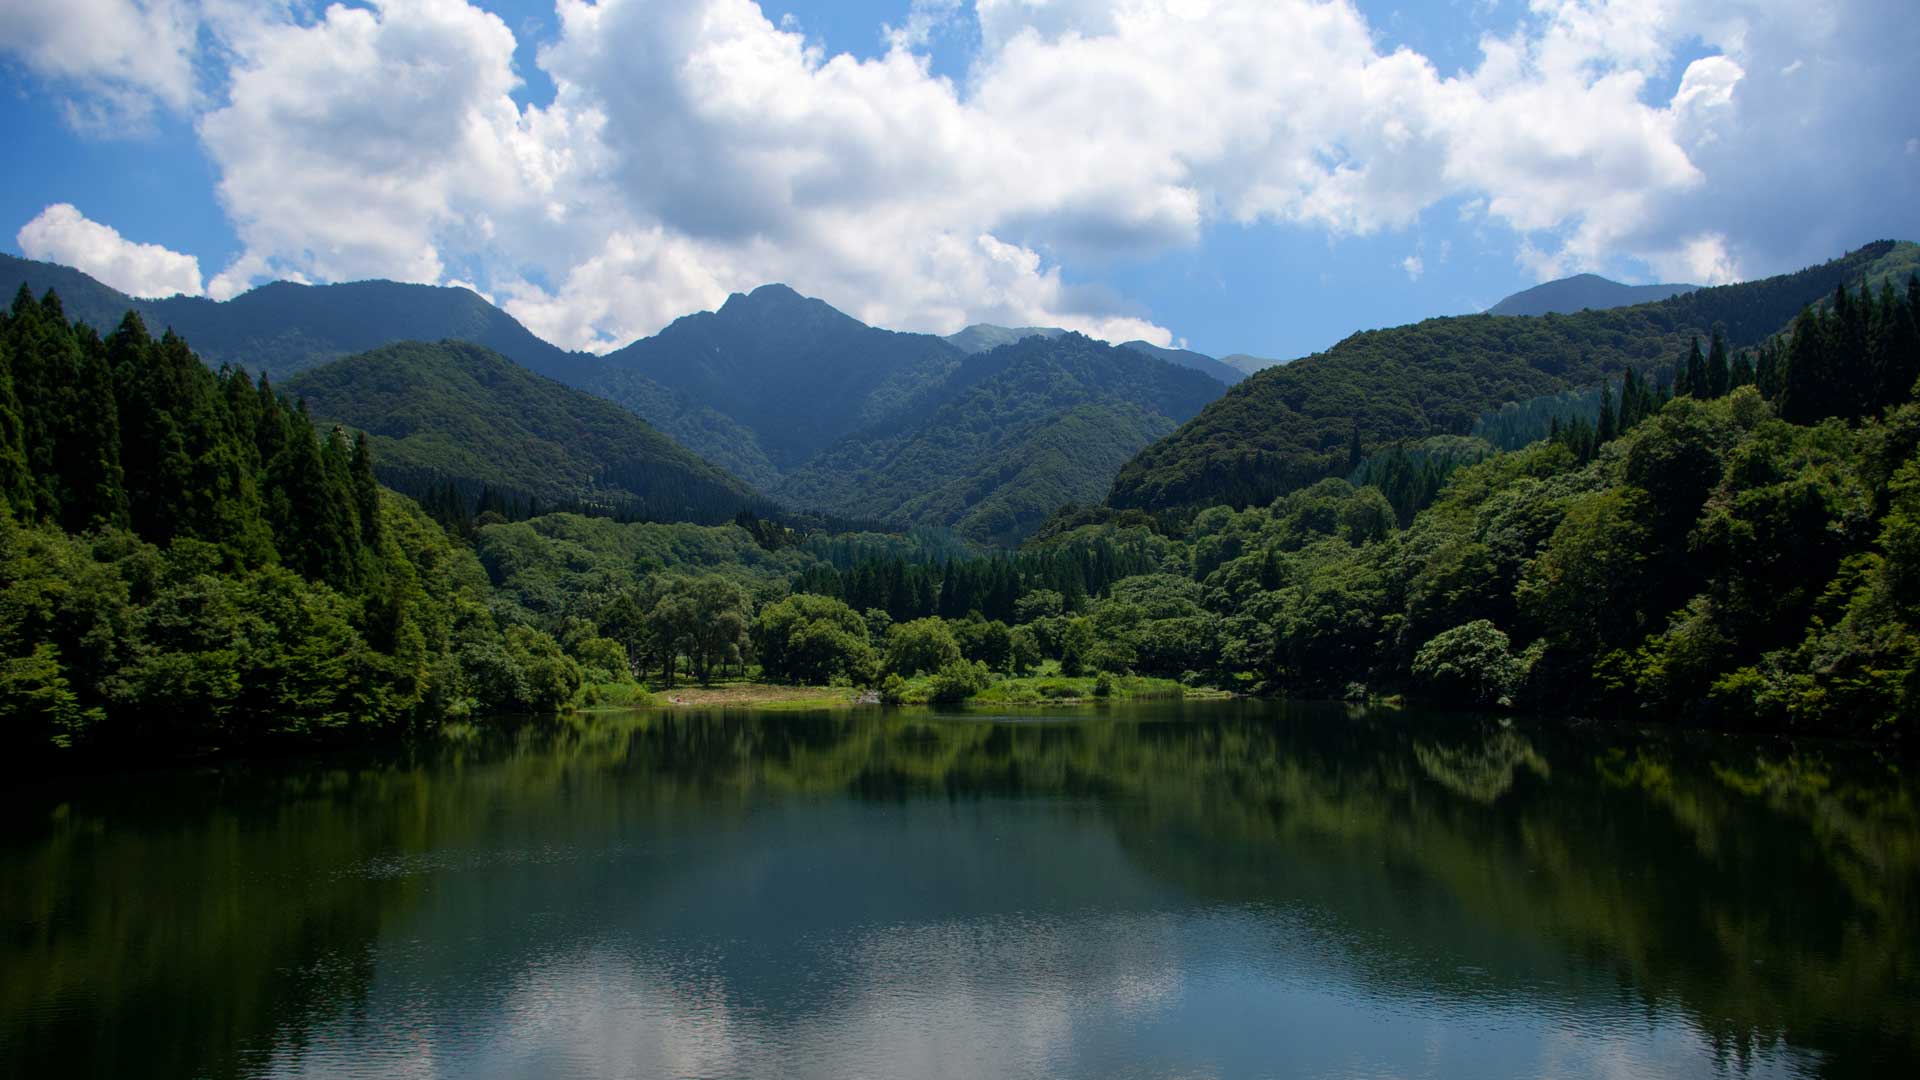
2, 700, 1915, 1079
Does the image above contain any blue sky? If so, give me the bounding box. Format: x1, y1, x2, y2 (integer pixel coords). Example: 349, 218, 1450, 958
2, 1, 1916, 360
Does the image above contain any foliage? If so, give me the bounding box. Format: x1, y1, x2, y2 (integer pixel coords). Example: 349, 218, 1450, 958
927, 659, 993, 704
0, 292, 611, 761
1412, 620, 1536, 707
753, 593, 876, 685
884, 617, 963, 677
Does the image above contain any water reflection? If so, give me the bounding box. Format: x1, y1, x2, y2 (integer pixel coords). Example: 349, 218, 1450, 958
2, 702, 1914, 1078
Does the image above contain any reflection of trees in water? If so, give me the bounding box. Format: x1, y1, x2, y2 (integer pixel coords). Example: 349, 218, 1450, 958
1414, 726, 1550, 802
3, 705, 1916, 1078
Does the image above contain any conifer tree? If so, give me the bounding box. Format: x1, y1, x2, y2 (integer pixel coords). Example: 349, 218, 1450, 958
349, 431, 382, 549
1730, 351, 1755, 389
1871, 280, 1920, 410
1682, 337, 1705, 398
55, 326, 127, 532
1596, 382, 1618, 444
0, 304, 36, 518
1706, 328, 1731, 399
1782, 306, 1833, 424
1619, 367, 1644, 430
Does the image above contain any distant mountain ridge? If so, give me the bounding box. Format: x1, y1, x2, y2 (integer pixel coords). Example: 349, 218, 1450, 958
945, 324, 1067, 353
6, 255, 1235, 540
947, 321, 1243, 385
0, 253, 577, 380
1221, 353, 1285, 376
1488, 273, 1699, 317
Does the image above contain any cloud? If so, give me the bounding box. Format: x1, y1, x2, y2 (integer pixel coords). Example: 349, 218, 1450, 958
12, 0, 1917, 346
16, 203, 204, 298
0, 0, 201, 131
1402, 254, 1424, 281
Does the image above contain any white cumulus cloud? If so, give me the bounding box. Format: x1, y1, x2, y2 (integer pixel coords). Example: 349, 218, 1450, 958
0, 0, 201, 131
16, 203, 204, 298
8, 0, 1916, 346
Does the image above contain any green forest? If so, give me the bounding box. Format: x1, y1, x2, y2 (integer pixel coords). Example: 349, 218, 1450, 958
1109, 241, 1907, 511
5, 253, 1917, 760
0, 290, 595, 761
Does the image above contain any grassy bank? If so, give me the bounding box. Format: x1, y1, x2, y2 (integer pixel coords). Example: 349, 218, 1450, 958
651, 683, 865, 710
973, 674, 1225, 706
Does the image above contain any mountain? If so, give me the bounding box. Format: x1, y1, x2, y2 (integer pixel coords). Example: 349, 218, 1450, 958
775, 334, 1222, 544
0, 253, 579, 379
1487, 273, 1699, 316
284, 341, 763, 524
578, 285, 964, 479
1115, 340, 1245, 385
1108, 240, 1905, 513
946, 324, 1067, 353
1221, 353, 1285, 376
946, 322, 1243, 385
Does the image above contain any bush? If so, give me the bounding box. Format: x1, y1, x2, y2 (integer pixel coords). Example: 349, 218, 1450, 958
878, 673, 909, 706
755, 593, 876, 684
1412, 620, 1530, 708
1092, 673, 1114, 698
885, 617, 962, 677
928, 660, 992, 704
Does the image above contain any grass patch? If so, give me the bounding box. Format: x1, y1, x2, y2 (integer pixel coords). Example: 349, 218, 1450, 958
652, 682, 864, 710
971, 674, 1199, 706
575, 682, 657, 709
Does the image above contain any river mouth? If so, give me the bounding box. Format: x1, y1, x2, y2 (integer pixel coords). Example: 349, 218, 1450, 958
4, 700, 1915, 1079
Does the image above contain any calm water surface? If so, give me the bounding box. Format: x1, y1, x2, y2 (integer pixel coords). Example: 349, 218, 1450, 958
2, 700, 1916, 1079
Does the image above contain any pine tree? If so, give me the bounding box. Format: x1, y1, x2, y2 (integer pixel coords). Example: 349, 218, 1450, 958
1869, 280, 1920, 411
1756, 338, 1787, 401
1706, 328, 1731, 399
1782, 306, 1832, 424
1730, 350, 1755, 390
349, 431, 382, 548
55, 326, 126, 532
1619, 367, 1644, 430
1596, 382, 1618, 444
0, 304, 36, 518
1682, 337, 1706, 398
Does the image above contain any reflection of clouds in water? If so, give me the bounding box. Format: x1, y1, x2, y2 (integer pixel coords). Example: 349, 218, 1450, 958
1532, 1024, 1819, 1080
266, 911, 1184, 1079
260, 904, 1806, 1080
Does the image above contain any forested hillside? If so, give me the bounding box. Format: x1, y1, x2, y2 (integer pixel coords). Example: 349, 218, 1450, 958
285, 341, 766, 525
0, 289, 594, 760
0, 254, 579, 379
1109, 241, 1901, 512
775, 334, 1223, 544
986, 274, 1918, 735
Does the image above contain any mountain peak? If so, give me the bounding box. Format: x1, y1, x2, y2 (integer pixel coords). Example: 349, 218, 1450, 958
1488, 274, 1699, 317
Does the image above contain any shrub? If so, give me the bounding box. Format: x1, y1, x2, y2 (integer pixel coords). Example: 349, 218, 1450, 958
1412, 620, 1530, 708
928, 660, 992, 704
